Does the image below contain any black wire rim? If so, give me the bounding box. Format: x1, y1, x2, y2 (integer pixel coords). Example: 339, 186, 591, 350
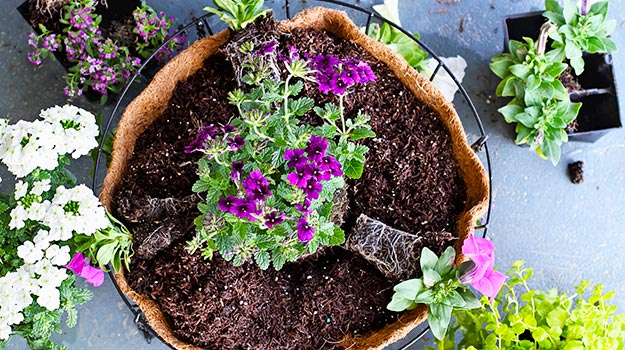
91, 1, 494, 348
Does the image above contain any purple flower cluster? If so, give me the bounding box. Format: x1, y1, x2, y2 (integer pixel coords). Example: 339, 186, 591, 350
311, 54, 376, 95
184, 124, 244, 154
27, 2, 180, 97
277, 45, 302, 63
285, 135, 343, 242
218, 169, 284, 229
133, 7, 184, 62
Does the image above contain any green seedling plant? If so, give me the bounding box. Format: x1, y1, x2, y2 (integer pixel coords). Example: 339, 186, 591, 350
387, 246, 480, 340
490, 23, 581, 165
433, 261, 625, 350
204, 0, 270, 31
543, 0, 617, 75
387, 233, 506, 341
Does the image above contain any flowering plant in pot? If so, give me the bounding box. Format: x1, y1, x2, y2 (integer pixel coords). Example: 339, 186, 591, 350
22, 0, 184, 102
98, 0, 489, 349
491, 0, 619, 164
0, 105, 133, 349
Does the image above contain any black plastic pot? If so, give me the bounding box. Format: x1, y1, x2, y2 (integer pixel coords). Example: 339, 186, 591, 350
17, 0, 143, 102
502, 11, 622, 143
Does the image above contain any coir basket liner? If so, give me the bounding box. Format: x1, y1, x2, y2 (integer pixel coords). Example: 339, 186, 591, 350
99, 7, 489, 350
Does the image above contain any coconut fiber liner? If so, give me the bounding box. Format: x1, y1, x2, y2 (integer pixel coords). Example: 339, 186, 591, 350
99, 7, 489, 350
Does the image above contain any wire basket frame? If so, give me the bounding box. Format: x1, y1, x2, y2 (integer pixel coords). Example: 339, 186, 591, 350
92, 1, 494, 348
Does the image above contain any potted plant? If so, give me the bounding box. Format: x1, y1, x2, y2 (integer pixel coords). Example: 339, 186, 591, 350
18, 0, 184, 102
99, 0, 489, 349
491, 0, 620, 164
0, 105, 133, 349
431, 261, 625, 349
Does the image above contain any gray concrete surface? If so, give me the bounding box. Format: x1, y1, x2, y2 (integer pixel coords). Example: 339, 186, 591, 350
1, 0, 624, 349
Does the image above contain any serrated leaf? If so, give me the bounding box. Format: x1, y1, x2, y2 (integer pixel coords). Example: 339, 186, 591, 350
349, 127, 376, 141
192, 179, 211, 193
289, 97, 315, 117
254, 250, 270, 270
343, 158, 365, 179
328, 226, 345, 246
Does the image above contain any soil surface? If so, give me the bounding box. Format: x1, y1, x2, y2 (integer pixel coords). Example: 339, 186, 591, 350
114, 18, 467, 350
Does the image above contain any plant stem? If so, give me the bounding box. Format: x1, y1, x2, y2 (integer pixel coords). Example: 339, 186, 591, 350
537, 22, 556, 55
339, 93, 347, 135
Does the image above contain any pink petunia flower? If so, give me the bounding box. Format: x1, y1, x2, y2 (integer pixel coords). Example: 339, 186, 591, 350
65, 252, 105, 287
461, 233, 506, 303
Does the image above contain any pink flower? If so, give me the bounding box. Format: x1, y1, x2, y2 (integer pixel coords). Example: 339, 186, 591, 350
461, 233, 506, 302
65, 252, 105, 287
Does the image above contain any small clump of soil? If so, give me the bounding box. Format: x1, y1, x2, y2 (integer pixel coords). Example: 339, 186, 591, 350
114, 17, 469, 350
568, 161, 584, 184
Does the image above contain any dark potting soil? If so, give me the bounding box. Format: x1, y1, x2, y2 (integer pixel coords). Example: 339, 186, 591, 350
559, 66, 582, 93
568, 161, 584, 184
115, 19, 468, 350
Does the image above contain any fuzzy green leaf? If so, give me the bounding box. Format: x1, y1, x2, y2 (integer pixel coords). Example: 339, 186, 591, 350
394, 279, 425, 299
387, 293, 415, 312
428, 302, 453, 340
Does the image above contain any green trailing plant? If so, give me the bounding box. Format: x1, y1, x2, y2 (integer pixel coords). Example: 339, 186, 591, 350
432, 261, 625, 350
543, 0, 617, 75
204, 0, 270, 31
490, 23, 581, 165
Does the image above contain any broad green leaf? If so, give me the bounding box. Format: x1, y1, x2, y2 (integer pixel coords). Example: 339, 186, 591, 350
434, 246, 456, 276
588, 1, 608, 18
514, 112, 537, 128
489, 57, 514, 79
444, 290, 467, 308
546, 309, 568, 328
545, 0, 563, 14
541, 138, 561, 165
95, 242, 117, 266
562, 0, 578, 24
498, 103, 524, 123
343, 157, 365, 179
570, 56, 585, 76
423, 268, 442, 288
599, 37, 617, 52
387, 293, 414, 311
420, 247, 439, 271
428, 302, 453, 340
414, 289, 436, 304
394, 279, 425, 299
509, 64, 531, 79
254, 250, 270, 270
544, 11, 565, 26
586, 37, 606, 53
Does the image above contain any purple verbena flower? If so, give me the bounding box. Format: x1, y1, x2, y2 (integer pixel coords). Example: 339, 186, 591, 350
319, 155, 343, 176
294, 198, 312, 215
315, 72, 332, 94
222, 124, 237, 133
307, 163, 331, 181
246, 183, 272, 201
283, 148, 307, 169
355, 61, 377, 84
232, 197, 258, 221
243, 170, 270, 190
305, 135, 328, 162
218, 195, 238, 214
230, 161, 244, 179
227, 135, 245, 150
303, 179, 322, 200
313, 54, 340, 74
329, 73, 347, 95
287, 163, 311, 188
264, 211, 285, 229
256, 40, 276, 55
297, 217, 314, 242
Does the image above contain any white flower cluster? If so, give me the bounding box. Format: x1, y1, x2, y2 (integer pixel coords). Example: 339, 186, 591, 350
0, 237, 71, 340
0, 105, 99, 178
0, 105, 107, 340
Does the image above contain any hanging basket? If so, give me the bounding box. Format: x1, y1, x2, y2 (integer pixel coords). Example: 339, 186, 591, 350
99, 7, 489, 350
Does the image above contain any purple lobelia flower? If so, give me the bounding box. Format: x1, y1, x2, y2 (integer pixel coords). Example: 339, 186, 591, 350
230, 161, 244, 179
297, 217, 314, 242
305, 135, 328, 162
460, 233, 506, 303
264, 211, 285, 229
283, 148, 307, 169
227, 135, 245, 150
